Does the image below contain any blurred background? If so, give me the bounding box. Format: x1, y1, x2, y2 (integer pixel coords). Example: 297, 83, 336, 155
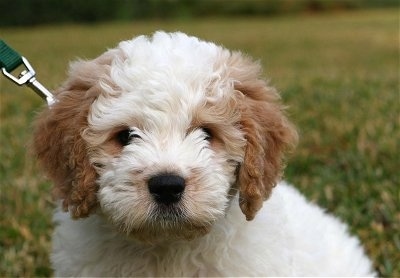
0, 0, 398, 276
0, 0, 398, 26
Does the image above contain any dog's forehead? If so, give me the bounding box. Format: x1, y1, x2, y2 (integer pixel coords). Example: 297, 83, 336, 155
112, 32, 227, 100
89, 32, 233, 131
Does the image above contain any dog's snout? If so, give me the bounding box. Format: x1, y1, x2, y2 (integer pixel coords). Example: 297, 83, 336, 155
148, 174, 185, 204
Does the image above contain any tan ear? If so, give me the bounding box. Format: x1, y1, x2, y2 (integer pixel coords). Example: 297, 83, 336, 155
33, 50, 119, 218
228, 52, 298, 220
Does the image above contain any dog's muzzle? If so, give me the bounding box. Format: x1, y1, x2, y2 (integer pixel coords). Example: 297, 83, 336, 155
148, 174, 185, 204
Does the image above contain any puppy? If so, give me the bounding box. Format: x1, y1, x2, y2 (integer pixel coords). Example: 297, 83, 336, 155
33, 31, 375, 276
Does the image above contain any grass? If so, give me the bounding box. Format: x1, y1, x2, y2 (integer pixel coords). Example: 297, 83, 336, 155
0, 8, 398, 277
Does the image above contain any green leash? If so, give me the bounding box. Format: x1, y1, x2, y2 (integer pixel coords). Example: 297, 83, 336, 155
0, 40, 55, 105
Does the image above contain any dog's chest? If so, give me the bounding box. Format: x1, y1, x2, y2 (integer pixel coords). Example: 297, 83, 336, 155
55, 236, 222, 276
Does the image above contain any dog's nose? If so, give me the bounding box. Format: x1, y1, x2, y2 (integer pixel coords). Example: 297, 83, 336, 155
148, 174, 185, 204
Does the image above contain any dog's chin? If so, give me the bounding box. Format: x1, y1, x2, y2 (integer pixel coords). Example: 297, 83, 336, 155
107, 204, 216, 244
126, 223, 212, 244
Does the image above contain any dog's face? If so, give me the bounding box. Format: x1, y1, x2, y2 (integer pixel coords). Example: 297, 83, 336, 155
33, 32, 297, 243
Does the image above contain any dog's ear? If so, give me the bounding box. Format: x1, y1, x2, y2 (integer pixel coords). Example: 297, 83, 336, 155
228, 52, 298, 221
33, 50, 118, 218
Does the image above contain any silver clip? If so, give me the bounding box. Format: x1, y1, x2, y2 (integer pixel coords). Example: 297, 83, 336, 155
1, 56, 55, 106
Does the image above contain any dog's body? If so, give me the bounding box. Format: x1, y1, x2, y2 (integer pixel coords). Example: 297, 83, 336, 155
33, 32, 374, 276
52, 182, 373, 276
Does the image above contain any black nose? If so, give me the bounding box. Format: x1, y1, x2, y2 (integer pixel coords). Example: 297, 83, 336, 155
148, 174, 185, 204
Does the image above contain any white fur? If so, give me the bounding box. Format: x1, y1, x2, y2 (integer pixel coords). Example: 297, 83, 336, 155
48, 32, 375, 276
52, 182, 374, 276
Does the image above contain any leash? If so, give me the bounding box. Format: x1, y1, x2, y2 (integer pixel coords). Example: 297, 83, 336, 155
0, 40, 55, 106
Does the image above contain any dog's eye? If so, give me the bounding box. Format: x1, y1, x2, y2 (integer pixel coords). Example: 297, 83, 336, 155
116, 129, 141, 146
201, 127, 213, 141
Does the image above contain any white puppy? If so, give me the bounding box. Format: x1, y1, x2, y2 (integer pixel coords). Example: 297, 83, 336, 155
33, 31, 375, 276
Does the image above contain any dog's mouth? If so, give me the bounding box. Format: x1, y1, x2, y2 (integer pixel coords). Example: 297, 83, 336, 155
152, 203, 186, 223
106, 201, 214, 244
126, 208, 212, 243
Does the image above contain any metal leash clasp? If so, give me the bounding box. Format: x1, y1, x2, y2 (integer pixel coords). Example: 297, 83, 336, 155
2, 56, 55, 106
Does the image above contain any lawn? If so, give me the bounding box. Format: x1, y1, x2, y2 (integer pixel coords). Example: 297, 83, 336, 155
0, 8, 398, 277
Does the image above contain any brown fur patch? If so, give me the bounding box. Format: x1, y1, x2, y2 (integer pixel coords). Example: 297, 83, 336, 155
226, 52, 298, 220
190, 96, 245, 160
33, 49, 122, 218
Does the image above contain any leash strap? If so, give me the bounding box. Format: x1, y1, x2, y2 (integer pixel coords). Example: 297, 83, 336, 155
0, 40, 55, 106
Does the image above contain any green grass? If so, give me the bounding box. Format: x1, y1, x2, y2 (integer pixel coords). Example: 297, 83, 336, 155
0, 9, 398, 277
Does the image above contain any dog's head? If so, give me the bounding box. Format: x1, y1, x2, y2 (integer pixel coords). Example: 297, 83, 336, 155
33, 32, 297, 243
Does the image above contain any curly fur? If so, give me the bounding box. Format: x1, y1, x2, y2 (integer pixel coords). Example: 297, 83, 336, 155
33, 31, 374, 276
